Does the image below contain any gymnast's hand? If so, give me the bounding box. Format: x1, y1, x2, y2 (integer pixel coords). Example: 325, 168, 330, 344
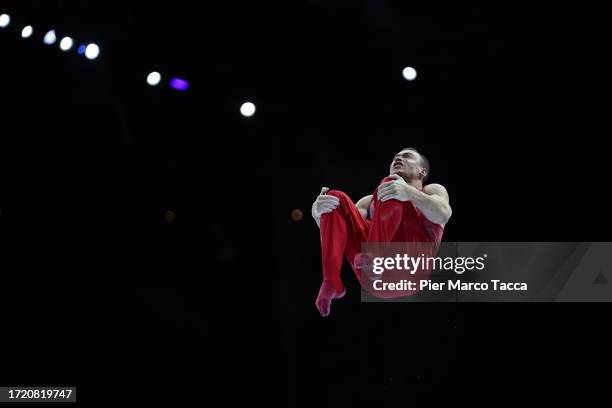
311, 187, 340, 221
377, 174, 417, 202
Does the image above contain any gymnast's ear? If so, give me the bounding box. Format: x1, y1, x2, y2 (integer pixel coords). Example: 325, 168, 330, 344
420, 167, 428, 180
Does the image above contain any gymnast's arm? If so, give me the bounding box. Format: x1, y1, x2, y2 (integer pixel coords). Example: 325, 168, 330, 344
377, 175, 451, 225
410, 184, 452, 225
355, 195, 373, 219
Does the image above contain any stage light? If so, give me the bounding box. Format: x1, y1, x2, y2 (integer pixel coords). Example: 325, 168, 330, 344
240, 102, 256, 117
0, 14, 10, 28
164, 210, 176, 223
402, 66, 417, 81
21, 25, 33, 38
59, 36, 73, 51
147, 72, 161, 86
77, 45, 86, 55
169, 78, 189, 91
43, 29, 56, 45
85, 43, 100, 60
291, 209, 304, 221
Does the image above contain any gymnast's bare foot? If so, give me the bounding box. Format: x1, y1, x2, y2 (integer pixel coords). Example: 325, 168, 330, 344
315, 280, 346, 317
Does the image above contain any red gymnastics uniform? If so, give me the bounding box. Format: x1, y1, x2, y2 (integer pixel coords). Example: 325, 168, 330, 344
316, 176, 444, 315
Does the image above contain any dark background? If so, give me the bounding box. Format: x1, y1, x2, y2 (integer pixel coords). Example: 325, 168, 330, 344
1, 0, 611, 406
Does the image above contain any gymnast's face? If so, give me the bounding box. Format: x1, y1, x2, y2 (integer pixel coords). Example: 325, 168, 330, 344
390, 149, 425, 181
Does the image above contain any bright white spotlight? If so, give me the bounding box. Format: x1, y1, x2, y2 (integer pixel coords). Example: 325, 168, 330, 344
0, 14, 10, 28
43, 29, 57, 45
402, 66, 417, 81
240, 102, 256, 117
85, 43, 100, 60
59, 36, 73, 51
21, 25, 33, 38
147, 72, 161, 86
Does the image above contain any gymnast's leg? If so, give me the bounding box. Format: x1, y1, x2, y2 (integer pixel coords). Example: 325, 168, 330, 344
316, 190, 369, 317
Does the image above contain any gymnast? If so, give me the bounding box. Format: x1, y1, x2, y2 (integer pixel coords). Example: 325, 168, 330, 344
311, 148, 452, 316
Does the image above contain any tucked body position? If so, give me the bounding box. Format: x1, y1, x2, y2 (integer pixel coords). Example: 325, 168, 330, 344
311, 148, 452, 317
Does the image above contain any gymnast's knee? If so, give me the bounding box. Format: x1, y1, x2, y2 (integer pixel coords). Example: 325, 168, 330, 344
326, 190, 349, 201
378, 176, 395, 186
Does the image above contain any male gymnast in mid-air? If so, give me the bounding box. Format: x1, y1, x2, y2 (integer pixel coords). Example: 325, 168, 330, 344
311, 148, 452, 317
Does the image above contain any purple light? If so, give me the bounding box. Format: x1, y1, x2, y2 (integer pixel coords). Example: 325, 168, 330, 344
169, 78, 189, 91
